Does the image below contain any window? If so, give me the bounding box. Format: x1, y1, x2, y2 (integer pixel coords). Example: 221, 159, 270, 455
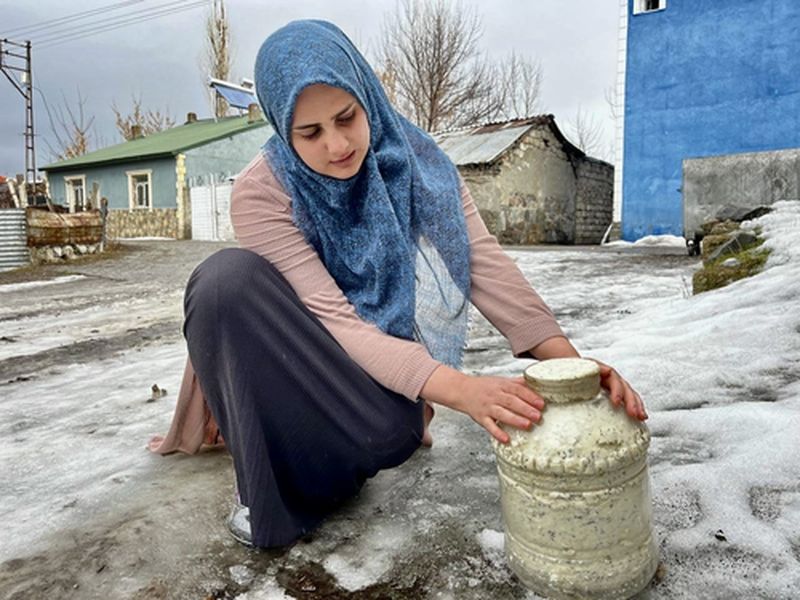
65, 175, 86, 212
634, 0, 666, 14
127, 170, 152, 210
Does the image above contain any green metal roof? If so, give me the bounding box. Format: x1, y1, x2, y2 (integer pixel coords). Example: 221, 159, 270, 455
43, 115, 270, 172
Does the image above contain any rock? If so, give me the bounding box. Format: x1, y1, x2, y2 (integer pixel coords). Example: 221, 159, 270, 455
149, 384, 167, 402
707, 230, 759, 262
721, 257, 740, 268
741, 206, 773, 222
715, 204, 773, 224
88, 244, 99, 254
700, 234, 730, 258
52, 245, 64, 258
76, 244, 88, 254
709, 220, 739, 236
715, 205, 754, 223
63, 245, 76, 260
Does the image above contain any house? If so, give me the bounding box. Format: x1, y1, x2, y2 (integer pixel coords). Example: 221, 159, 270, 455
42, 108, 271, 239
617, 0, 800, 240
434, 116, 613, 245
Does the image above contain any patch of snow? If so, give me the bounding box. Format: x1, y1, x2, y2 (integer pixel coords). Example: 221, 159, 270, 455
604, 234, 687, 248
477, 528, 506, 570
321, 520, 414, 591
0, 274, 86, 293
233, 578, 295, 599
0, 343, 188, 560
0, 286, 183, 360
229, 565, 256, 586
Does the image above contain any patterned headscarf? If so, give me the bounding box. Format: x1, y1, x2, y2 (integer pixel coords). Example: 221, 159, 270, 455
254, 19, 470, 366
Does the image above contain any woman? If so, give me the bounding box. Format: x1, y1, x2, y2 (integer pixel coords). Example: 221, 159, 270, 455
150, 19, 646, 549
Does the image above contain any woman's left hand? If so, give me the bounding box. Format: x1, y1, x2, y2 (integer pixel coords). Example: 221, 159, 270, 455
590, 359, 648, 421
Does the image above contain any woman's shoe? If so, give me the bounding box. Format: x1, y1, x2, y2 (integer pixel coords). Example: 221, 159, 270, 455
227, 500, 254, 547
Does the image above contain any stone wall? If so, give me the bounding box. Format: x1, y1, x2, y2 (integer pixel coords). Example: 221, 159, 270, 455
106, 208, 179, 239
30, 243, 102, 265
461, 127, 577, 245
574, 159, 614, 244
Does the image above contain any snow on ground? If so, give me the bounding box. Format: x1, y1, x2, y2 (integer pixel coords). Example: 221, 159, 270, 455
603, 234, 688, 249
1, 205, 799, 598
0, 274, 87, 293
283, 202, 800, 598
0, 289, 183, 360
1, 343, 190, 559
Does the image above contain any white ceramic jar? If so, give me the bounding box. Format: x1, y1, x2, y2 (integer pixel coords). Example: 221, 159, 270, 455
492, 358, 658, 599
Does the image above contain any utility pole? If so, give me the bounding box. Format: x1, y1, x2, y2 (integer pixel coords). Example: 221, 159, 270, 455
1, 38, 36, 204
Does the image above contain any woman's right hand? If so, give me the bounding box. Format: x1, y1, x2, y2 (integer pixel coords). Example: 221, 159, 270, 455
420, 366, 544, 444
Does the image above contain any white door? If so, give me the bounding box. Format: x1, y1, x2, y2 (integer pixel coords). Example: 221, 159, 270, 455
190, 181, 235, 241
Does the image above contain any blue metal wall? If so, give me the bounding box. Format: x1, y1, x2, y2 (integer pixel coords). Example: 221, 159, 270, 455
622, 0, 800, 239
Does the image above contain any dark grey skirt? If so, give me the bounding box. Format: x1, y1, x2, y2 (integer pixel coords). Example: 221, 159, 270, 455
184, 248, 424, 547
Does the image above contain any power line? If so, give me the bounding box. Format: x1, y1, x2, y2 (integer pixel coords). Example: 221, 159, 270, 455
37, 0, 208, 49
31, 0, 205, 45
1, 0, 146, 37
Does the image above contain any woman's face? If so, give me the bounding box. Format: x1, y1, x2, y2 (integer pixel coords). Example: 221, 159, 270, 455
290, 83, 370, 179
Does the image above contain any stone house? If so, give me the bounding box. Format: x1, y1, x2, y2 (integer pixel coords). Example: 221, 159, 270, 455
434, 116, 613, 245
41, 109, 271, 239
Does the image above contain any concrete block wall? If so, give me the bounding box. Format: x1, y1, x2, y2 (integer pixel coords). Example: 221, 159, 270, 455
683, 148, 800, 237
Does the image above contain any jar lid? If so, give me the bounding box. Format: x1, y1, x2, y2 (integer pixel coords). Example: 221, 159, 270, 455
495, 358, 650, 475
524, 358, 601, 403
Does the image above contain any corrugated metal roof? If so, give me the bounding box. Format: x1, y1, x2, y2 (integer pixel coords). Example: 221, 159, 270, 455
434, 123, 533, 166
433, 115, 585, 166
43, 116, 271, 172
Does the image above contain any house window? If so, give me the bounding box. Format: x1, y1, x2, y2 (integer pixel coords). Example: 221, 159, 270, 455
127, 170, 152, 210
634, 0, 666, 14
65, 175, 86, 212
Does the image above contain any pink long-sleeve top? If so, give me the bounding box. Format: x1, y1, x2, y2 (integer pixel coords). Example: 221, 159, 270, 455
149, 154, 565, 455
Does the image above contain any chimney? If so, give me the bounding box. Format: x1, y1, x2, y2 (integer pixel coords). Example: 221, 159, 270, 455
241, 77, 254, 89
185, 112, 198, 124
131, 124, 143, 139
247, 103, 261, 124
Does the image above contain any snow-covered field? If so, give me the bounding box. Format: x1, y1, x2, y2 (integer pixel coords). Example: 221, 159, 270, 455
1, 205, 798, 599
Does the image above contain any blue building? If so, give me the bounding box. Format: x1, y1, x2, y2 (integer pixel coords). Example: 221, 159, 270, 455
619, 0, 800, 240
42, 112, 270, 239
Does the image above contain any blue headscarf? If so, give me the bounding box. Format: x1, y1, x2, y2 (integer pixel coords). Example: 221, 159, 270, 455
255, 19, 470, 365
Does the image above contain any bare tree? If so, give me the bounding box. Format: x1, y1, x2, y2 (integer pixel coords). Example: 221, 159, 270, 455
498, 51, 544, 120
44, 88, 95, 161
379, 1, 544, 132
112, 95, 176, 141
567, 106, 608, 160
202, 0, 232, 118
379, 0, 505, 132
376, 60, 399, 106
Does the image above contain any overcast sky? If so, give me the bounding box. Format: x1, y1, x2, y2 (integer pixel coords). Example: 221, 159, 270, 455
0, 0, 621, 176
